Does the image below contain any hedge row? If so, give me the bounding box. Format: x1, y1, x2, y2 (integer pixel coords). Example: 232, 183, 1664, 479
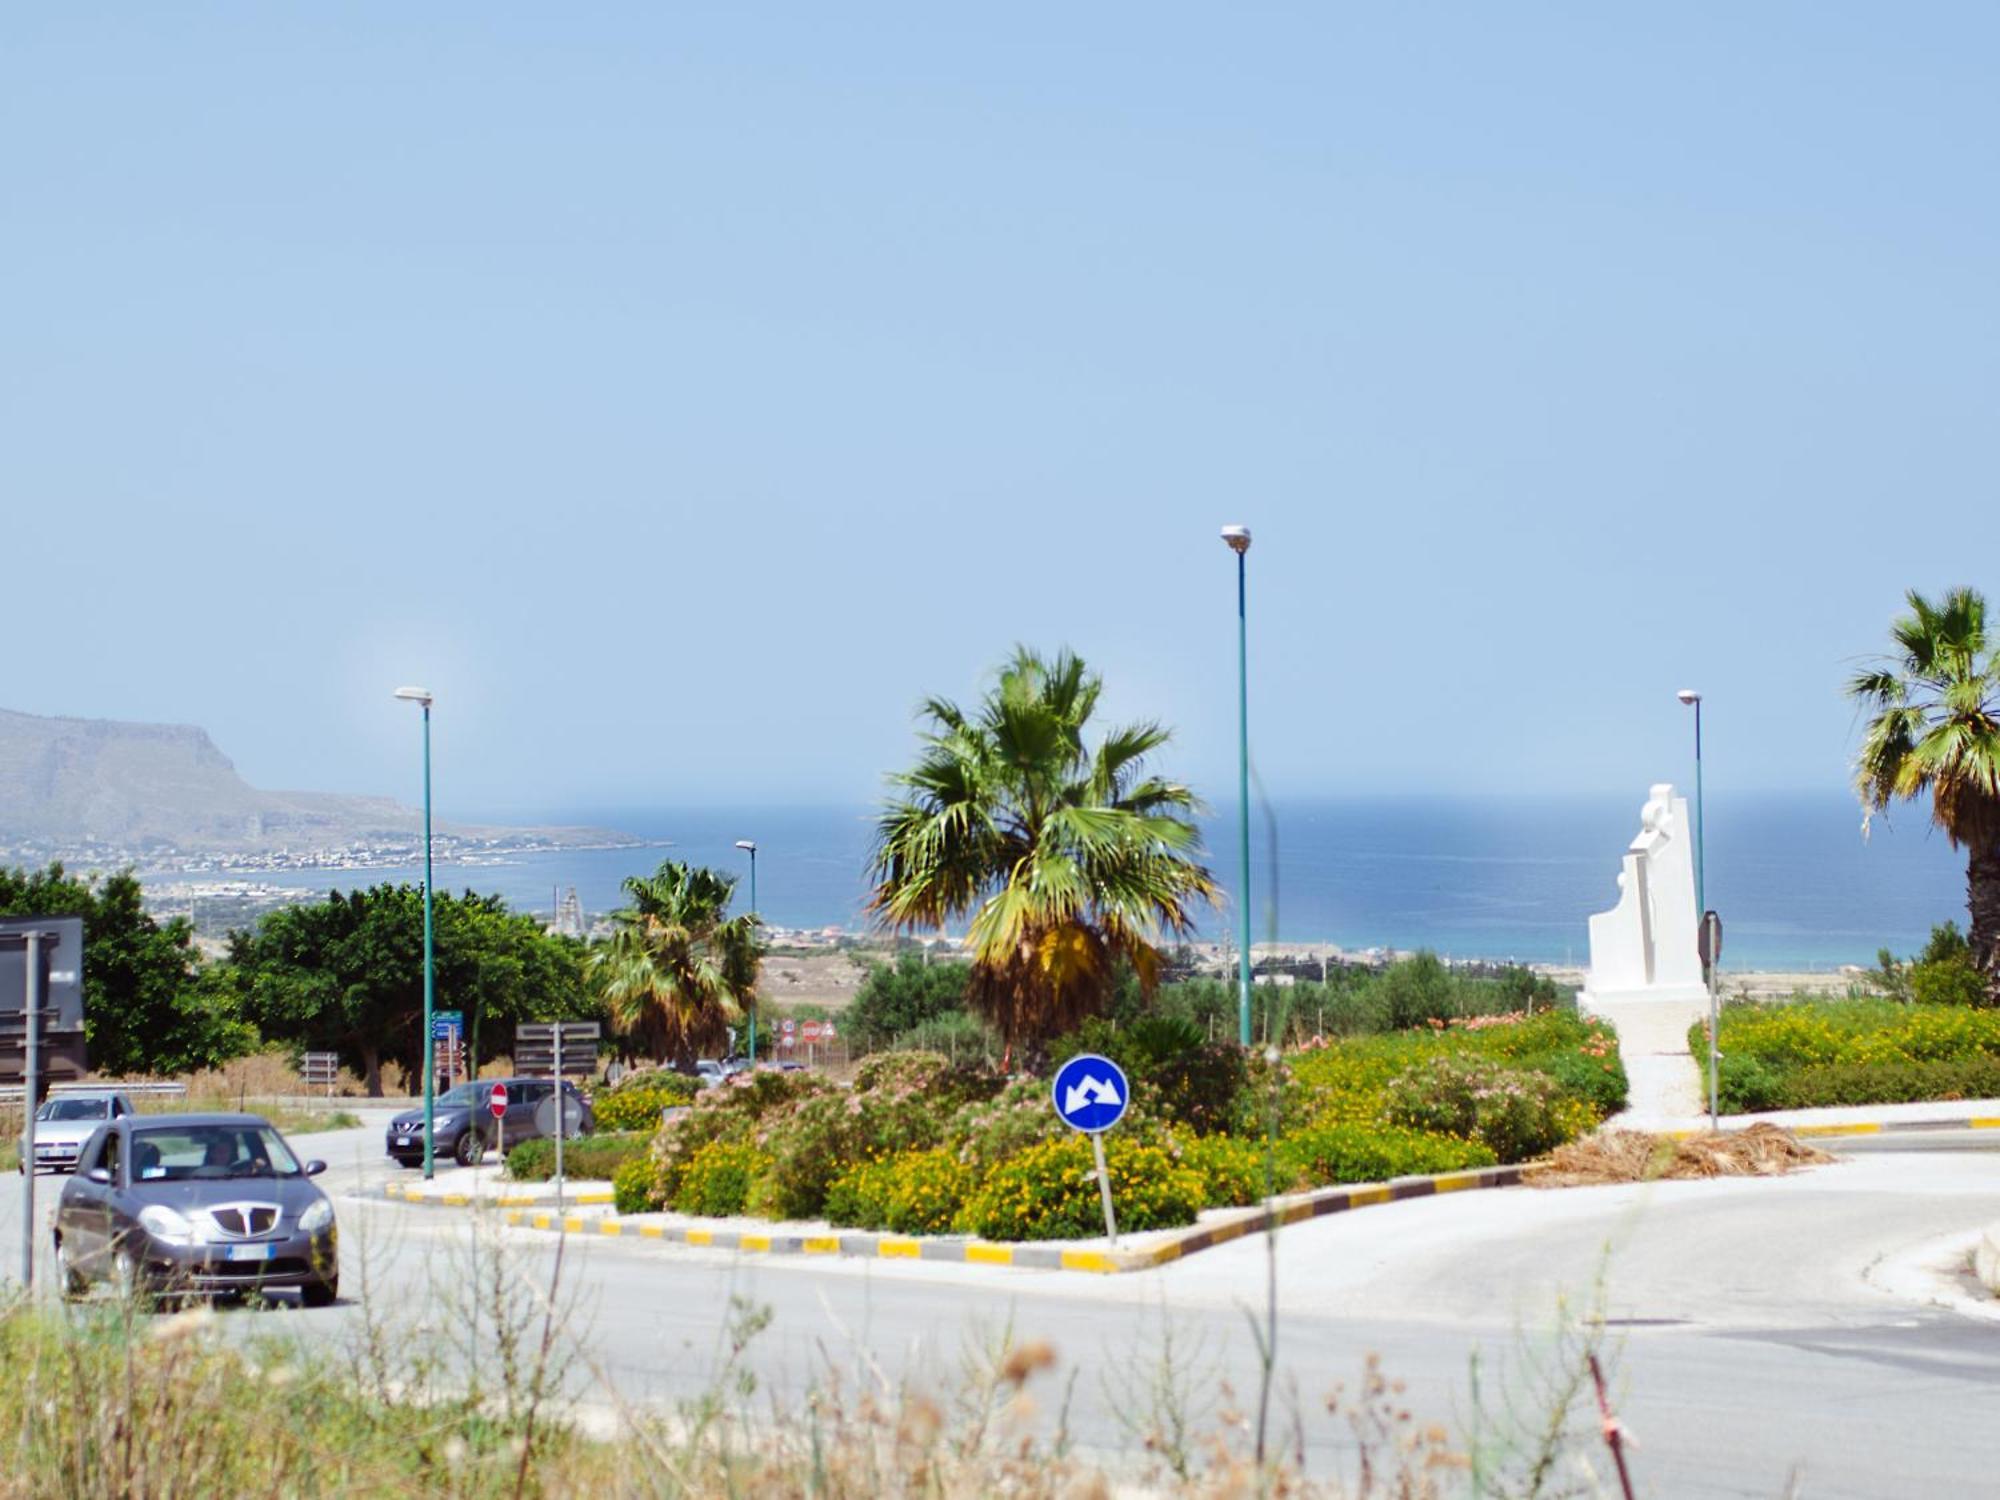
1704, 1000, 2000, 1112
608, 1010, 1621, 1240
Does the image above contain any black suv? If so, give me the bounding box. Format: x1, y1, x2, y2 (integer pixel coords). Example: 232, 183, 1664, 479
385, 1078, 594, 1169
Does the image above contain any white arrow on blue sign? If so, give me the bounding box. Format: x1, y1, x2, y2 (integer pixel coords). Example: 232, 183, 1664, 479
1051, 1053, 1130, 1134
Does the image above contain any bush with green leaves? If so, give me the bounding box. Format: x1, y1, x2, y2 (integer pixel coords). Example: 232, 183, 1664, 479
649, 1069, 831, 1202
1278, 1120, 1495, 1189
1051, 1015, 1248, 1134
613, 1154, 664, 1214
674, 1139, 771, 1217
592, 1073, 700, 1132
822, 1157, 898, 1229
959, 1134, 1207, 1241
1176, 1132, 1266, 1207
1381, 1055, 1580, 1161
848, 951, 972, 1044
1703, 997, 2000, 1110
504, 1131, 650, 1183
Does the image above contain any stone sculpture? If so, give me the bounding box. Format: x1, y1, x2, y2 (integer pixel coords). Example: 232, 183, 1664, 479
1580, 783, 1707, 1010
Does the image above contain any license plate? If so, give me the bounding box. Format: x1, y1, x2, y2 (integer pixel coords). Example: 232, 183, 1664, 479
225, 1243, 276, 1262
394, 1136, 412, 1147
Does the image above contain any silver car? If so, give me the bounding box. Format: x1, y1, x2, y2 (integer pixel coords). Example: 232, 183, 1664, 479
24, 1091, 138, 1175
52, 1113, 338, 1306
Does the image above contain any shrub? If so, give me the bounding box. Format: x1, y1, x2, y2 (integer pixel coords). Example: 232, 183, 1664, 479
1279, 1121, 1495, 1189
649, 1069, 831, 1201
1910, 958, 1991, 1009
848, 952, 972, 1044
959, 1134, 1207, 1241
1177, 1132, 1266, 1207
1382, 1056, 1577, 1161
675, 1140, 772, 1217
593, 1076, 699, 1132
1053, 1017, 1249, 1135
613, 1154, 664, 1214
823, 1157, 898, 1230
1768, 1057, 2000, 1109
505, 1132, 651, 1183
1378, 952, 1459, 1029
881, 1148, 975, 1235
949, 1077, 1073, 1168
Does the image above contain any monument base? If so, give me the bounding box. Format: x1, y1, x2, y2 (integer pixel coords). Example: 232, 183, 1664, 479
1578, 981, 1710, 1015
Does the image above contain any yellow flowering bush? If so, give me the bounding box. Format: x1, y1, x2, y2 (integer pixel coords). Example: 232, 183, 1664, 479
1706, 1000, 2000, 1110
674, 1140, 772, 1218
959, 1135, 1207, 1241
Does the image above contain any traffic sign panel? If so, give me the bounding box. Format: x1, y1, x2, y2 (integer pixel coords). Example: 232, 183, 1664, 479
489, 1084, 509, 1119
1051, 1053, 1129, 1134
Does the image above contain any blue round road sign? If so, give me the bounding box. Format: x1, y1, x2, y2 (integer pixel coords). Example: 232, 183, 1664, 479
1051, 1052, 1130, 1134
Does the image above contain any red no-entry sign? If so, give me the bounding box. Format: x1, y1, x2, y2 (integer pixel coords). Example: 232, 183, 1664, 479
489, 1084, 509, 1119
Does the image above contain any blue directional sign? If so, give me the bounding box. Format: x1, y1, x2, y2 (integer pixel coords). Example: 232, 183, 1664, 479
431, 1010, 464, 1041
1051, 1052, 1130, 1134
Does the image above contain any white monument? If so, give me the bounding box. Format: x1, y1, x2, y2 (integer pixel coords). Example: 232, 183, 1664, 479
1581, 783, 1707, 1009
1579, 783, 1709, 1123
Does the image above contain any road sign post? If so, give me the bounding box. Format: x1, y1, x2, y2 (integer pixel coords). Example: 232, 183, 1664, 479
1698, 910, 1724, 1133
1050, 1052, 1131, 1247
516, 1023, 598, 1213
489, 1082, 509, 1167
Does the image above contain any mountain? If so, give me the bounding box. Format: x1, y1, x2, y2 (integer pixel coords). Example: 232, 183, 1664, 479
0, 708, 623, 855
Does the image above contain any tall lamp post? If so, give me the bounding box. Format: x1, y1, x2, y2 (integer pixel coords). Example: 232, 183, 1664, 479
1677, 689, 1716, 1126
735, 839, 758, 1064
1222, 525, 1253, 1047
394, 685, 437, 1179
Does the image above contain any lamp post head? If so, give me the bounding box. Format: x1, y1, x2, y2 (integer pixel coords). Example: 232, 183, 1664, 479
735, 840, 757, 854
1220, 524, 1252, 556
393, 686, 434, 708
1676, 689, 1701, 706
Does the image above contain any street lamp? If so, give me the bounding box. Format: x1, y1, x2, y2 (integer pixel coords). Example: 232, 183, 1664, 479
735, 840, 758, 1064
394, 685, 437, 1178
1677, 689, 1716, 1127
1221, 525, 1253, 1048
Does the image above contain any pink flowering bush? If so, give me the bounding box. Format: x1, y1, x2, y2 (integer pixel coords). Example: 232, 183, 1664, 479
1381, 1055, 1576, 1160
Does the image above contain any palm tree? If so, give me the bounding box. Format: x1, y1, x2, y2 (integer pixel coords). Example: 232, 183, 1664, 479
587, 862, 762, 1067
868, 647, 1220, 1065
1850, 586, 2000, 997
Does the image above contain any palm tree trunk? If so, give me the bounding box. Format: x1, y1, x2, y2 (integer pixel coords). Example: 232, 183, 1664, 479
1971, 835, 2000, 1002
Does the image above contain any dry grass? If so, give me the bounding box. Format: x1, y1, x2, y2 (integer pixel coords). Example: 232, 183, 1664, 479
1523, 1122, 1835, 1188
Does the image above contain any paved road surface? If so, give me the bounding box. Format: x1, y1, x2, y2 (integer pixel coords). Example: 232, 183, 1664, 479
6, 1119, 1997, 1497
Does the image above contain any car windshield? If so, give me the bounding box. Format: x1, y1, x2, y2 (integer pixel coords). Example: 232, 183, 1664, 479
129, 1125, 303, 1181
37, 1098, 109, 1122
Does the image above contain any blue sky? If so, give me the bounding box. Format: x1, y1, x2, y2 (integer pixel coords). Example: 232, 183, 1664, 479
5, 5, 1994, 819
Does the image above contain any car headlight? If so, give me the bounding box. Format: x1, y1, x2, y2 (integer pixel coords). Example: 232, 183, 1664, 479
138, 1204, 196, 1246
299, 1197, 334, 1234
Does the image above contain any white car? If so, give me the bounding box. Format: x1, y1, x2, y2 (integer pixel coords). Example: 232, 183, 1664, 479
27, 1092, 139, 1175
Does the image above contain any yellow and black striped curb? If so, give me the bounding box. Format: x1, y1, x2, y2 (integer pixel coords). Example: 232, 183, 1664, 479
381, 1184, 616, 1208
1664, 1115, 2000, 1142
477, 1164, 1525, 1276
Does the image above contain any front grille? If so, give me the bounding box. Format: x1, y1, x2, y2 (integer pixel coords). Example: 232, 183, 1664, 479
208, 1205, 280, 1238
202, 1258, 311, 1280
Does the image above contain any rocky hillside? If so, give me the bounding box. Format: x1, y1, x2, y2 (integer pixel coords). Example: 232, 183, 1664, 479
0, 707, 613, 854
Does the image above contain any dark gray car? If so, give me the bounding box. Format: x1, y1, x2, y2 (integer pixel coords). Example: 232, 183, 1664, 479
385, 1078, 594, 1168
52, 1113, 338, 1306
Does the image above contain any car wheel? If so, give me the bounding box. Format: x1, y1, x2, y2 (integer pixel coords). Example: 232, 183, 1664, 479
301, 1276, 338, 1309
111, 1245, 152, 1308
453, 1130, 484, 1168
52, 1235, 87, 1300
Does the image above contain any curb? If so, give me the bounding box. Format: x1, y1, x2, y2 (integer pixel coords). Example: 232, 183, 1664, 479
1661, 1115, 2000, 1142
382, 1184, 617, 1209
486, 1164, 1524, 1275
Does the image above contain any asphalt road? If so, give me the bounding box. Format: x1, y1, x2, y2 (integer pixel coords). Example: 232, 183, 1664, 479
7, 1119, 1998, 1498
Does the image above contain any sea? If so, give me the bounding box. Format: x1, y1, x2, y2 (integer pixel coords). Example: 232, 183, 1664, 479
189, 795, 1970, 973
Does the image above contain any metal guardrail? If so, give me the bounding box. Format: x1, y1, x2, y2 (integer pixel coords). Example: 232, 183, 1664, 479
0, 1081, 189, 1103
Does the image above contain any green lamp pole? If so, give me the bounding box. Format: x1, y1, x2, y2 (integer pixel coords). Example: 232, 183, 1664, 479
736, 839, 758, 1064
1222, 525, 1254, 1047
1678, 688, 1715, 1125
395, 685, 437, 1179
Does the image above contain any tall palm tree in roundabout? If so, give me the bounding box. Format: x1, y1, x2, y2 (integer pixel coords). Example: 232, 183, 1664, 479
1850, 586, 2000, 998
868, 647, 1220, 1068
587, 861, 762, 1067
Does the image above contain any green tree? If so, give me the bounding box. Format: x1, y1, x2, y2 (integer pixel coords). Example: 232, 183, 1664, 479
847, 951, 971, 1045
868, 647, 1219, 1066
228, 885, 586, 1095
1850, 587, 2000, 1000
586, 862, 761, 1069
0, 864, 252, 1075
